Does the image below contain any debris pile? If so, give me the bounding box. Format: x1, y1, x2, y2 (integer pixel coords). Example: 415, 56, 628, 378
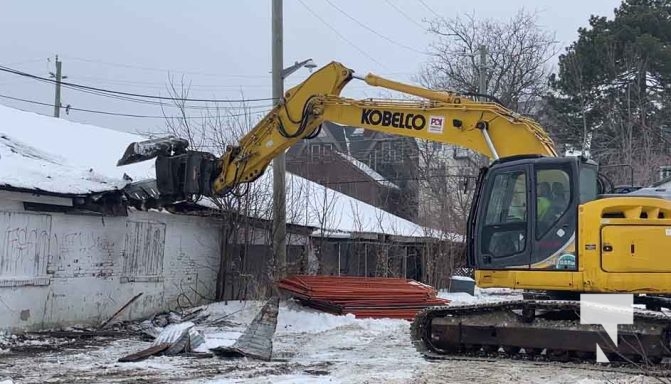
119, 321, 209, 362
119, 299, 280, 362
210, 297, 280, 361
278, 275, 450, 320
0, 324, 135, 355
118, 307, 212, 362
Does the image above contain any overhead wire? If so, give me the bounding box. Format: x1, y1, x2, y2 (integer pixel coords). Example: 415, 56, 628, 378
384, 0, 427, 30
417, 0, 441, 17
296, 0, 387, 69
53, 81, 274, 110
0, 93, 270, 119
0, 65, 277, 103
324, 0, 429, 55
70, 75, 276, 90
0, 70, 274, 111
62, 56, 271, 79
2, 58, 47, 67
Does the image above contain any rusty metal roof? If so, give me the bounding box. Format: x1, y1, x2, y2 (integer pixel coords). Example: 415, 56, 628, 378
278, 275, 449, 320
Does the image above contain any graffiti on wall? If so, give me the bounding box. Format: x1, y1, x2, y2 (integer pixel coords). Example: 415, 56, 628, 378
122, 220, 166, 281
0, 212, 51, 279
49, 229, 117, 278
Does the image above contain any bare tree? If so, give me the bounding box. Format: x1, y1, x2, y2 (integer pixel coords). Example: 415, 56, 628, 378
309, 183, 341, 274
415, 140, 477, 236
161, 77, 273, 301
419, 9, 558, 114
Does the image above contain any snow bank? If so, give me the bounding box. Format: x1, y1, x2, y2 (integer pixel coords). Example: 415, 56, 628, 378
450, 275, 475, 282
277, 303, 404, 334
438, 287, 524, 304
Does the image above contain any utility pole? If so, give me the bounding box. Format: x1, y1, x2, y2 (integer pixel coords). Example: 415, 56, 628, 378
271, 0, 287, 279
51, 55, 64, 117
478, 45, 487, 99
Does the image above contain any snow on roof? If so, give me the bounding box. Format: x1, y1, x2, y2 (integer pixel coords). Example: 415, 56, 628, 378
0, 105, 459, 240
261, 167, 451, 238
0, 104, 155, 194
334, 151, 399, 190
0, 133, 127, 194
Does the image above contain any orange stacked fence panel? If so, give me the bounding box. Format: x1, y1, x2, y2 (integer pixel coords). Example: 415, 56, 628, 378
278, 275, 450, 320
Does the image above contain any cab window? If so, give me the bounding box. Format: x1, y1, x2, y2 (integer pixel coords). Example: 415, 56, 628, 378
536, 168, 571, 238
482, 170, 527, 257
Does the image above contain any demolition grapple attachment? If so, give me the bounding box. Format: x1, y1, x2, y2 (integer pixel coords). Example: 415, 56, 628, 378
117, 136, 220, 200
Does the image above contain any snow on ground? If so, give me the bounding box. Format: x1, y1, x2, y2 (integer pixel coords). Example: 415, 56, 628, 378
0, 289, 656, 384
438, 286, 524, 304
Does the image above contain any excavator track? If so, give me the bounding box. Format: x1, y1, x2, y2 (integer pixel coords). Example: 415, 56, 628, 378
411, 300, 671, 377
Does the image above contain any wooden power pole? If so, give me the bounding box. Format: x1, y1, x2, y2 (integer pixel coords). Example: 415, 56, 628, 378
271, 0, 287, 279
51, 55, 64, 117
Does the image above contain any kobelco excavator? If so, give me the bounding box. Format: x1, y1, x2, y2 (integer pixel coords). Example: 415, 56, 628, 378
118, 62, 671, 365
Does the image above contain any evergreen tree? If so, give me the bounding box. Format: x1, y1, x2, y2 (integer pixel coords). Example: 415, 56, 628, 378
546, 0, 671, 183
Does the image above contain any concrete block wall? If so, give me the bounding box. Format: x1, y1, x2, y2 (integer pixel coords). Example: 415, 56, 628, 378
0, 199, 222, 332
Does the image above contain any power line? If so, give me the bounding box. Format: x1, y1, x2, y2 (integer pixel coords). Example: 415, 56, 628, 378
296, 0, 387, 69
63, 56, 271, 79
324, 0, 428, 55
65, 81, 274, 111
0, 70, 274, 111
0, 65, 277, 103
0, 93, 270, 119
70, 75, 275, 90
53, 83, 273, 111
2, 58, 46, 67
384, 0, 427, 30
417, 0, 440, 17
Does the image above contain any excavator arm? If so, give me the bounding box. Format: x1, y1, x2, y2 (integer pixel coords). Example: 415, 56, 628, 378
118, 61, 556, 200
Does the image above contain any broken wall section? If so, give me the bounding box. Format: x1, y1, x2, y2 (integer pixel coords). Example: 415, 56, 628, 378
0, 198, 222, 332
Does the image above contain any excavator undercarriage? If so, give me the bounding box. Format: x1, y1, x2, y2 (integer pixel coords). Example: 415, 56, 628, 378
411, 299, 671, 372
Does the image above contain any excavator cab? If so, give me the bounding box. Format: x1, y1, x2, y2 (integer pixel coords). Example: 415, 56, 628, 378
467, 155, 598, 271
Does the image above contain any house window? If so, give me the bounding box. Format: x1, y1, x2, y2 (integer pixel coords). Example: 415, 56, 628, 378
368, 153, 377, 169
323, 143, 333, 160
395, 144, 403, 162
121, 220, 166, 282
458, 168, 475, 191
454, 146, 470, 159
310, 144, 321, 162
382, 142, 392, 163
660, 166, 671, 181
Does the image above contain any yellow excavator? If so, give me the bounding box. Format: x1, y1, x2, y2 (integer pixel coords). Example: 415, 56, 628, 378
118, 62, 671, 364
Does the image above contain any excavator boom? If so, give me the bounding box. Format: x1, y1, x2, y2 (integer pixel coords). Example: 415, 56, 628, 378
118, 61, 555, 200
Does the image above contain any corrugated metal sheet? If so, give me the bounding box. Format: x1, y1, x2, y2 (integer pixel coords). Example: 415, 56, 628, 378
279, 275, 449, 320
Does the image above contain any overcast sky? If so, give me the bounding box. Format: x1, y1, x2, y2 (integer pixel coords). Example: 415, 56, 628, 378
0, 0, 621, 136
